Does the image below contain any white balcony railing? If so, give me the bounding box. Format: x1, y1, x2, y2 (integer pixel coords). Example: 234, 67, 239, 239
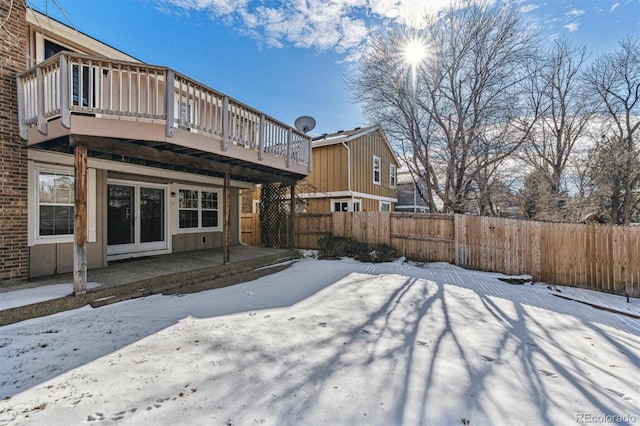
17, 52, 312, 172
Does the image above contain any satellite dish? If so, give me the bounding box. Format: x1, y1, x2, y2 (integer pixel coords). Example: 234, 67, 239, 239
294, 116, 316, 133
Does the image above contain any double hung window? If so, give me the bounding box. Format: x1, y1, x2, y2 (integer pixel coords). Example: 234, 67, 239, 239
37, 171, 75, 237
178, 189, 220, 230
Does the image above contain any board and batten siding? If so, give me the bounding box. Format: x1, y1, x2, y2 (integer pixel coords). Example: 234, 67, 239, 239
349, 129, 398, 202
304, 143, 349, 193
296, 128, 398, 212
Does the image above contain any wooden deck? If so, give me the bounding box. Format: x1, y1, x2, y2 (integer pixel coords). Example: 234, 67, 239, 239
17, 51, 311, 184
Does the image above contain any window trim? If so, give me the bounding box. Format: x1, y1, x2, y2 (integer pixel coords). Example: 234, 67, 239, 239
35, 168, 75, 243
373, 155, 381, 185
177, 187, 222, 233
331, 198, 361, 212
389, 163, 396, 188
380, 201, 391, 212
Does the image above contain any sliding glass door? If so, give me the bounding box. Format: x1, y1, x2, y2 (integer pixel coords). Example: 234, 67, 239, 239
108, 181, 166, 255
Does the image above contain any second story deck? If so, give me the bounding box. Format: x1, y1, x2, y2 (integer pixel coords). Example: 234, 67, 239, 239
17, 52, 312, 184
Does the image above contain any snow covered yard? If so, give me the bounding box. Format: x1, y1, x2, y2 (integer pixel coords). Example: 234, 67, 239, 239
1, 256, 638, 426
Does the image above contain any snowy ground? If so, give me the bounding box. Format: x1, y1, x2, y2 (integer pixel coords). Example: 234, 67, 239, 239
1, 255, 639, 426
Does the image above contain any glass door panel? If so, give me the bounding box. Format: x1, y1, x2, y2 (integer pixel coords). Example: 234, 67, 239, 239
139, 187, 165, 249
107, 185, 134, 250
108, 183, 167, 255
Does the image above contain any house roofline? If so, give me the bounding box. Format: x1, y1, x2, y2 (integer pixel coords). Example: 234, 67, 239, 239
311, 124, 401, 166
26, 7, 142, 63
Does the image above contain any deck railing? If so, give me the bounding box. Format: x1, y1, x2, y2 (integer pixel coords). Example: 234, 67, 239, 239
17, 52, 312, 171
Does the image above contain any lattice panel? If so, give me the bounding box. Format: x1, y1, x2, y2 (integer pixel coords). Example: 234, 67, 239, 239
259, 184, 290, 248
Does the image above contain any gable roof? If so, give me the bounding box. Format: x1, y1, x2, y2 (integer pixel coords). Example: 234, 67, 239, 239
312, 125, 378, 146
26, 7, 141, 63
312, 125, 401, 165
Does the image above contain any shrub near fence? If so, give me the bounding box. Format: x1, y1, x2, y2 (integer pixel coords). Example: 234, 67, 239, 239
241, 212, 640, 297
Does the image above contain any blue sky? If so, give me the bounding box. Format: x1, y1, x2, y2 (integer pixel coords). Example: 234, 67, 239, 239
27, 0, 640, 136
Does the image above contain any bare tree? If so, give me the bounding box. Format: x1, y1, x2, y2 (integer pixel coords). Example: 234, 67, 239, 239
583, 37, 640, 225
349, 1, 541, 213
519, 37, 591, 220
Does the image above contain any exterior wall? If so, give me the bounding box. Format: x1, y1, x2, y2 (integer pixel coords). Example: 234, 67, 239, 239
349, 129, 398, 200
0, 1, 29, 284
297, 128, 398, 213
27, 148, 244, 277
306, 198, 330, 213
172, 188, 240, 252
303, 143, 348, 193
29, 169, 108, 277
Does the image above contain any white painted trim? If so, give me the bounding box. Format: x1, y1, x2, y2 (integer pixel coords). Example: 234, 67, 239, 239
373, 155, 381, 185
330, 198, 362, 212
107, 178, 170, 255
28, 162, 97, 246
27, 8, 140, 63
311, 125, 378, 147
389, 163, 397, 189
176, 186, 223, 233
379, 201, 391, 212
298, 191, 397, 203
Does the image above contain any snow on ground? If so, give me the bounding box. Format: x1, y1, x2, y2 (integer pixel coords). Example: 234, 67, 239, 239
0, 283, 102, 311
0, 257, 638, 426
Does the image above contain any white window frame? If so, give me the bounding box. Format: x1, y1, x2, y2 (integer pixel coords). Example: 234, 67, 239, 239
389, 164, 396, 188
35, 169, 75, 242
332, 200, 349, 212
373, 155, 381, 185
380, 201, 391, 212
177, 187, 222, 232
331, 199, 361, 212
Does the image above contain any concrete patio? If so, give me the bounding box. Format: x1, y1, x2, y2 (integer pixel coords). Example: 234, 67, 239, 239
0, 245, 299, 326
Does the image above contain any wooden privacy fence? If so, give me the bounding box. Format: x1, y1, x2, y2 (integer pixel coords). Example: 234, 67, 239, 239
241, 213, 261, 247
241, 212, 640, 297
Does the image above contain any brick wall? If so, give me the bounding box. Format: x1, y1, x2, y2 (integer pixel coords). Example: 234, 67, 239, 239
0, 1, 29, 283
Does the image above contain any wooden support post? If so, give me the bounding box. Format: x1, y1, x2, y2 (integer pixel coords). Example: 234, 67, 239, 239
289, 184, 296, 250
73, 143, 88, 295
223, 172, 231, 264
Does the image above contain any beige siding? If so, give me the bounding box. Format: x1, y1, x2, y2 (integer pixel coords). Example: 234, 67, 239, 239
306, 198, 331, 213
303, 143, 348, 193
349, 129, 398, 200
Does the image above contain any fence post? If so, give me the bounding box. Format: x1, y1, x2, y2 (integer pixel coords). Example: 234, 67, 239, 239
453, 214, 460, 266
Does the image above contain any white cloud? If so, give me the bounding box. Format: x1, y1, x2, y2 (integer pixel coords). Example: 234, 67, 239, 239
159, 0, 491, 58
609, 3, 621, 13
566, 8, 585, 17
519, 4, 541, 14
563, 22, 579, 32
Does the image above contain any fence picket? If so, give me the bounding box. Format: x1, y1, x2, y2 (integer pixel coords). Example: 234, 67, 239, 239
241, 212, 639, 296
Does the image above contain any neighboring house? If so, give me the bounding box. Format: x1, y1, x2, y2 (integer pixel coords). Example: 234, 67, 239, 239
0, 5, 311, 284
298, 126, 399, 212
395, 169, 432, 213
